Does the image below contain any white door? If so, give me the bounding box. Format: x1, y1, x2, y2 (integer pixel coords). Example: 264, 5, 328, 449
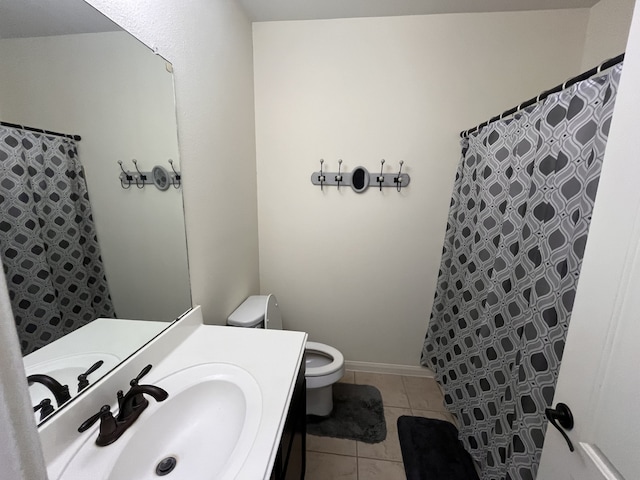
537, 5, 640, 479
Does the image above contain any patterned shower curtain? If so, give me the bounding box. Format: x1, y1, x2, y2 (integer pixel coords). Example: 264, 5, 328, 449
421, 63, 623, 480
0, 126, 115, 355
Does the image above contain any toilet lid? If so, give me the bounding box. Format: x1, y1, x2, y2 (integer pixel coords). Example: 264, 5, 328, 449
227, 295, 268, 327
305, 341, 344, 377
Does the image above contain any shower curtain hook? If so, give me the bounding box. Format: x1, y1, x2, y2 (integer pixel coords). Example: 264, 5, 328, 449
168, 159, 181, 188
118, 161, 132, 189
395, 161, 404, 192
132, 159, 146, 189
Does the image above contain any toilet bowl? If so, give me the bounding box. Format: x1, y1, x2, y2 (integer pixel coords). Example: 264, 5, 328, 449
227, 295, 345, 416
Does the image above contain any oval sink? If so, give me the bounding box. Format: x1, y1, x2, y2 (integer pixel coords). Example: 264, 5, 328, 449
58, 363, 262, 480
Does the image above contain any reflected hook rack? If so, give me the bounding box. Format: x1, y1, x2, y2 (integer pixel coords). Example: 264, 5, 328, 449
118, 160, 181, 191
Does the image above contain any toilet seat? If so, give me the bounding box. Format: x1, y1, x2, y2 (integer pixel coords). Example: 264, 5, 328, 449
305, 341, 345, 389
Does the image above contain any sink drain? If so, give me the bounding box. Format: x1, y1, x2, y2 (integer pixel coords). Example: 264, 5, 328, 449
156, 456, 177, 476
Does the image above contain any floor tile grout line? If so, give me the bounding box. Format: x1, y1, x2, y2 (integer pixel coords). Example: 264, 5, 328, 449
401, 374, 415, 410
305, 448, 357, 458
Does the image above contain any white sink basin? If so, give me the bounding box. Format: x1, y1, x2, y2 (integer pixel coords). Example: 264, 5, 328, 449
58, 363, 262, 480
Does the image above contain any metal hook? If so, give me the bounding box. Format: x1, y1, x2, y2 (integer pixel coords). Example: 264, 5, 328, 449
318, 159, 325, 191
378, 159, 386, 191
395, 161, 404, 192
118, 161, 132, 189
336, 159, 343, 190
168, 159, 181, 188
132, 159, 146, 189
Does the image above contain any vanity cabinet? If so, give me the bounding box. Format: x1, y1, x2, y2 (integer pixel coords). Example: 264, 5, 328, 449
270, 361, 306, 480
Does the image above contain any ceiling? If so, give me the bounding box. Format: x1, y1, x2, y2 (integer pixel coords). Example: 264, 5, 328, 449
0, 0, 120, 39
0, 0, 601, 40
238, 0, 600, 22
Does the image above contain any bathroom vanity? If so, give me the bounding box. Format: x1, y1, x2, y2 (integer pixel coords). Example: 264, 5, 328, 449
271, 363, 306, 480
38, 306, 307, 480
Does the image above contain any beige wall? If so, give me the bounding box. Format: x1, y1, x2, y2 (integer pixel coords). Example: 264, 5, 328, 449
0, 32, 190, 321
253, 10, 590, 365
582, 0, 636, 69
78, 0, 635, 365
86, 0, 260, 324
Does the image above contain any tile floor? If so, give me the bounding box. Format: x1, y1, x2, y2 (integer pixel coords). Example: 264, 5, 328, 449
305, 370, 456, 480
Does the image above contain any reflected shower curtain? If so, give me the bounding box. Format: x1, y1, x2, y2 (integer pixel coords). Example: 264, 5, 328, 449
0, 126, 115, 355
421, 64, 622, 480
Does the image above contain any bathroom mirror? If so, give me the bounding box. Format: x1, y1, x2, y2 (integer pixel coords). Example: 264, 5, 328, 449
0, 0, 191, 423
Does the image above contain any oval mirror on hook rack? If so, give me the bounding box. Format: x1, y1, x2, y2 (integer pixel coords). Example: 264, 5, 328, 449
351, 166, 370, 193
152, 165, 171, 191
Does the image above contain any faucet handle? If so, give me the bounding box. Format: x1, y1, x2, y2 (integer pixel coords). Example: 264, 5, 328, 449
78, 405, 113, 432
77, 360, 105, 392
130, 364, 153, 387
33, 398, 55, 421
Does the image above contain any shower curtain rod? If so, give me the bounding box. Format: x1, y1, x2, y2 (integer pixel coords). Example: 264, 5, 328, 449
0, 121, 81, 142
460, 52, 625, 138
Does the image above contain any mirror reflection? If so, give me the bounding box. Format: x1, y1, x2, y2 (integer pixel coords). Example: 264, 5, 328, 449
0, 0, 191, 422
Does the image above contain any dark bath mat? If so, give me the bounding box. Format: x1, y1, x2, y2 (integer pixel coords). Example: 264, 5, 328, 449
397, 416, 480, 480
306, 383, 386, 443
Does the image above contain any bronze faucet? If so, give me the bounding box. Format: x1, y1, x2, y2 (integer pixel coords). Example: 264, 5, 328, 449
78, 364, 168, 446
27, 374, 71, 407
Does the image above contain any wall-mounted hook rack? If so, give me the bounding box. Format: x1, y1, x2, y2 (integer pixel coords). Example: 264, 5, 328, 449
117, 160, 181, 191
311, 160, 410, 193
168, 159, 181, 189
118, 161, 133, 189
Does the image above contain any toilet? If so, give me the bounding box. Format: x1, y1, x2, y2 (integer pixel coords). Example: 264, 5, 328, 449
227, 294, 345, 416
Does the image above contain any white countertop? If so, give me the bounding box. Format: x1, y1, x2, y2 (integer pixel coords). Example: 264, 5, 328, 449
23, 318, 169, 371
41, 306, 307, 480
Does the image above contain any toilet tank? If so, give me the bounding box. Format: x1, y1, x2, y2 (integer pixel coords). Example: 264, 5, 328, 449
227, 294, 282, 330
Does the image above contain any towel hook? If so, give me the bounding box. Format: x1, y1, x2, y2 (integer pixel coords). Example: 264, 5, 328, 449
168, 159, 181, 188
395, 161, 404, 192
336, 159, 343, 190
378, 159, 385, 191
132, 159, 146, 189
118, 161, 132, 189
318, 159, 325, 191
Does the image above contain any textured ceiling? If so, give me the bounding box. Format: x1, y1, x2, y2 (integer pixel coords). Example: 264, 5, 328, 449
238, 0, 600, 22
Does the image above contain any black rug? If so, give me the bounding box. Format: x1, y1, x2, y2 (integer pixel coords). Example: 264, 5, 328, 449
306, 383, 386, 443
397, 416, 480, 480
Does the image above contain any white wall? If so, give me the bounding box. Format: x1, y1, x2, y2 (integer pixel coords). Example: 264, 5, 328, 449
582, 0, 636, 69
85, 0, 260, 324
253, 10, 590, 365
0, 32, 191, 321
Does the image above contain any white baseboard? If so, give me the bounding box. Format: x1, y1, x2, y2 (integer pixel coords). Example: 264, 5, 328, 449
345, 360, 435, 378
